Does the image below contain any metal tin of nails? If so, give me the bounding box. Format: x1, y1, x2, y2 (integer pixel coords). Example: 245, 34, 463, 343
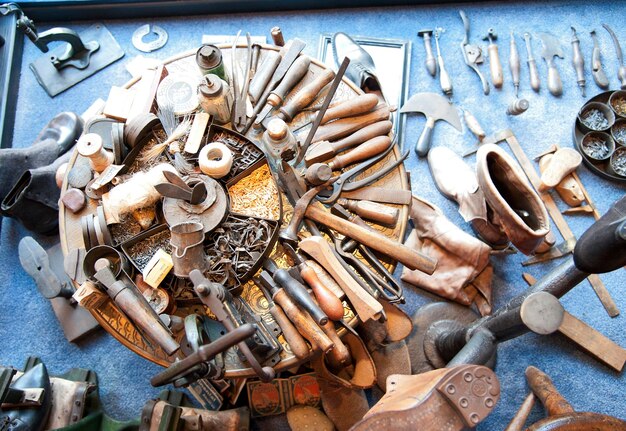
581, 131, 615, 162
578, 101, 615, 133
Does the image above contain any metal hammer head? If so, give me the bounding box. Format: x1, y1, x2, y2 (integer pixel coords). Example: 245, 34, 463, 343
417, 29, 433, 38
483, 29, 497, 43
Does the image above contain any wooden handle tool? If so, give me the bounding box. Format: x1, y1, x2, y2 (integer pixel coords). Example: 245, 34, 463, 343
304, 204, 437, 274
267, 55, 311, 107
267, 302, 310, 359
279, 69, 335, 122
521, 291, 626, 372
525, 366, 574, 416
336, 197, 399, 226
320, 321, 352, 366
328, 135, 391, 170
300, 263, 345, 321
464, 109, 486, 142
305, 120, 393, 166
313, 104, 390, 143
299, 236, 383, 323
321, 94, 379, 125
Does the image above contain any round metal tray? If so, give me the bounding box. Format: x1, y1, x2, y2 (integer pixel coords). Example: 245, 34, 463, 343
573, 90, 626, 183
59, 44, 410, 378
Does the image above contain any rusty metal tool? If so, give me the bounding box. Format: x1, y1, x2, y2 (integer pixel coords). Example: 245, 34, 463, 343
151, 323, 256, 387
510, 32, 521, 96
418, 29, 437, 77
326, 135, 392, 170
283, 243, 344, 321
590, 30, 610, 89
243, 39, 306, 133
257, 271, 334, 353
504, 393, 535, 431
603, 23, 626, 89
155, 171, 207, 205
316, 140, 405, 204
231, 32, 253, 132
524, 32, 541, 92
254, 278, 310, 360
434, 27, 453, 96
299, 235, 384, 323
538, 32, 564, 96
189, 270, 276, 381
304, 204, 437, 274
570, 27, 586, 97
459, 11, 489, 95
294, 57, 350, 165
277, 68, 335, 122
263, 258, 329, 326
255, 55, 311, 125
483, 28, 503, 88
400, 92, 462, 157
320, 94, 379, 125
521, 291, 626, 372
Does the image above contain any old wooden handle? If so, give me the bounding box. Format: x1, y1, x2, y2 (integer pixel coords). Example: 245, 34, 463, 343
321, 93, 379, 125
300, 265, 345, 321
299, 235, 383, 323
313, 104, 390, 143
329, 135, 391, 170
321, 321, 352, 367
525, 365, 574, 416
305, 204, 437, 274
488, 44, 503, 88
273, 289, 334, 353
337, 198, 399, 226
269, 304, 310, 360
268, 55, 311, 106
280, 69, 335, 122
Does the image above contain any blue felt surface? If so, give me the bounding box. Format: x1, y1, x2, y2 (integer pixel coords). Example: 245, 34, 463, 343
1, 1, 626, 429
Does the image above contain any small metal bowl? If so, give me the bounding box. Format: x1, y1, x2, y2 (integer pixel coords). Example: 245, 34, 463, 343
581, 131, 615, 163
609, 90, 626, 119
611, 118, 626, 147
609, 146, 626, 177
578, 101, 616, 133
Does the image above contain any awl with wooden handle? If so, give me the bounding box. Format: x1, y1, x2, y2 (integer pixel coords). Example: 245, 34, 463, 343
305, 204, 437, 275
278, 68, 335, 122
321, 94, 379, 125
255, 277, 310, 360
510, 32, 521, 96
299, 236, 384, 323
484, 29, 503, 88
327, 135, 391, 170
521, 291, 626, 372
305, 120, 392, 166
524, 33, 541, 92
283, 243, 345, 321
258, 271, 334, 353
312, 103, 391, 143
248, 51, 281, 103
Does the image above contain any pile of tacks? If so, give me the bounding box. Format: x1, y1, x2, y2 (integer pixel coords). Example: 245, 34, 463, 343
2, 21, 626, 431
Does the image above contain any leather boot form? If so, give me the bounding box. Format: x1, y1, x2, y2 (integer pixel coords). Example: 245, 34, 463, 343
349, 364, 500, 431
0, 112, 82, 203
476, 144, 550, 255
140, 400, 249, 431
401, 196, 493, 313
1, 151, 72, 234
1, 363, 52, 431
332, 32, 385, 98
428, 146, 509, 248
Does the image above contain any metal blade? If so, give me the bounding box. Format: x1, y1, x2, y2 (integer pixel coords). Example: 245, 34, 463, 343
538, 32, 564, 61
522, 238, 576, 266
603, 23, 624, 65
400, 92, 462, 130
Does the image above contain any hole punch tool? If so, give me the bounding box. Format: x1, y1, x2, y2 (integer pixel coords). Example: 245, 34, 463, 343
459, 11, 489, 95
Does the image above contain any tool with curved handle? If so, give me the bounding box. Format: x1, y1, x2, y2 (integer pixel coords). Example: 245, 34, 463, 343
590, 30, 609, 89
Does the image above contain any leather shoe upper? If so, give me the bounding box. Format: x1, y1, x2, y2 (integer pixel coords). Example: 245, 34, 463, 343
332, 32, 383, 94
